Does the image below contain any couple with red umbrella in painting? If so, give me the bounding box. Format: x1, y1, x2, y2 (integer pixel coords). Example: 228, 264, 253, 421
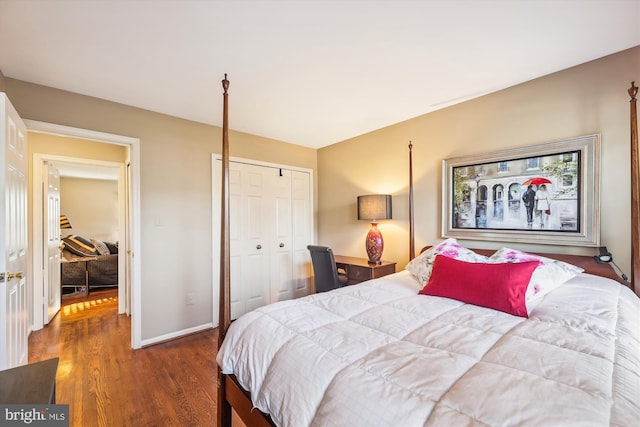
521, 177, 552, 228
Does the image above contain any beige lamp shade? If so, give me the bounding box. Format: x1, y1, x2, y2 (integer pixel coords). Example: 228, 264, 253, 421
357, 195, 392, 221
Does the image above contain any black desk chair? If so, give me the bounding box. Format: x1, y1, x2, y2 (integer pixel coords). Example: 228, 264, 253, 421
307, 245, 349, 293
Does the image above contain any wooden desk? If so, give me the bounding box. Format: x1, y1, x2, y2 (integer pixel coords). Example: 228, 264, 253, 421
0, 357, 58, 404
334, 255, 396, 285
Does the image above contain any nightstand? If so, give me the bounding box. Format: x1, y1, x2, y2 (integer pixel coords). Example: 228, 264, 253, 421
334, 255, 396, 285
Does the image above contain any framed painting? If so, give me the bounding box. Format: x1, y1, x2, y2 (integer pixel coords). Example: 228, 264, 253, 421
442, 134, 600, 246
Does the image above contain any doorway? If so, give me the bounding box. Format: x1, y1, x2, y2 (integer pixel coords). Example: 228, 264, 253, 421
26, 120, 143, 349
38, 156, 123, 315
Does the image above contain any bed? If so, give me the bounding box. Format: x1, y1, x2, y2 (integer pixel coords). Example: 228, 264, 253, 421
214, 81, 640, 426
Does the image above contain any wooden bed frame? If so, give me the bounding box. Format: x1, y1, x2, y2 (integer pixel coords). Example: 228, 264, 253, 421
215, 80, 639, 427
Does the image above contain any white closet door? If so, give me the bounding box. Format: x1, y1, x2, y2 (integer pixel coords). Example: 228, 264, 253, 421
213, 156, 312, 322
228, 165, 243, 319
291, 170, 312, 298
229, 162, 271, 319
270, 168, 293, 303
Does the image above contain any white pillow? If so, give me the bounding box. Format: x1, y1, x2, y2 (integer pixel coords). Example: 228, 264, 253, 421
489, 247, 583, 303
405, 238, 489, 285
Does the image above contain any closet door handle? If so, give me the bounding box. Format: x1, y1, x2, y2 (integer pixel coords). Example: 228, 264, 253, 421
256, 244, 262, 250
7, 272, 24, 280
279, 243, 285, 248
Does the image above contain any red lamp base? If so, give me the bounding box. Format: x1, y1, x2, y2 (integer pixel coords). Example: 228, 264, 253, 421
365, 222, 384, 264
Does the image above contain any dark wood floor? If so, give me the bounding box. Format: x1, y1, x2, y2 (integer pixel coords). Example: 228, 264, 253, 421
29, 289, 221, 427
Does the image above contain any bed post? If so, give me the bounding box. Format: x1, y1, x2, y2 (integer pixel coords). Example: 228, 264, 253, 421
217, 74, 232, 427
408, 142, 415, 260
629, 81, 639, 294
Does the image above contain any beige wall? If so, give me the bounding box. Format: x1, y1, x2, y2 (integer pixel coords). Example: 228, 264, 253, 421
319, 46, 639, 283
60, 177, 119, 243
6, 79, 317, 341
0, 69, 6, 92
29, 132, 128, 162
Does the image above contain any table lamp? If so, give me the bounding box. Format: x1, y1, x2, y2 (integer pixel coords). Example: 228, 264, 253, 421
357, 194, 392, 264
60, 214, 72, 230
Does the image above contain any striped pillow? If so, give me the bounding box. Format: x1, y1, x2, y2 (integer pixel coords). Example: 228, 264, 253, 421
91, 239, 111, 256
63, 235, 98, 257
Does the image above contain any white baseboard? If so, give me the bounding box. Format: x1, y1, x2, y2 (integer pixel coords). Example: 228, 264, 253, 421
140, 323, 213, 347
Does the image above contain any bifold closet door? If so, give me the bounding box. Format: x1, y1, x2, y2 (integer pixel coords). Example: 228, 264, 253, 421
229, 162, 271, 319
220, 159, 311, 321
270, 168, 294, 303
291, 170, 312, 298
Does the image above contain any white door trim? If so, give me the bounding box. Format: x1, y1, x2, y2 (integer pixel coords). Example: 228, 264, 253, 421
26, 120, 143, 349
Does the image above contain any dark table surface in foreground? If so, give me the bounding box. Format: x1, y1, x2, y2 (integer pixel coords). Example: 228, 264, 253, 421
0, 357, 59, 404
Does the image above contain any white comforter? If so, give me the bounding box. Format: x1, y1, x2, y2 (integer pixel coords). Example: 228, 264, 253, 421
217, 270, 640, 426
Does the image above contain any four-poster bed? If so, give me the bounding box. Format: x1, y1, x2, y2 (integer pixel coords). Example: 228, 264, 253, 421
216, 81, 639, 426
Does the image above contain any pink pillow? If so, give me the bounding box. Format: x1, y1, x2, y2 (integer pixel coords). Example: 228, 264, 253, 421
419, 255, 540, 318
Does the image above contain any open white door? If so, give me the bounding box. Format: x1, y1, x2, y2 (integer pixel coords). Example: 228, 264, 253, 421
0, 93, 29, 369
43, 161, 61, 323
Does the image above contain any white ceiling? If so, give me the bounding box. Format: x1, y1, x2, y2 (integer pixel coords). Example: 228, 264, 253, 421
55, 161, 119, 181
1, 0, 638, 149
